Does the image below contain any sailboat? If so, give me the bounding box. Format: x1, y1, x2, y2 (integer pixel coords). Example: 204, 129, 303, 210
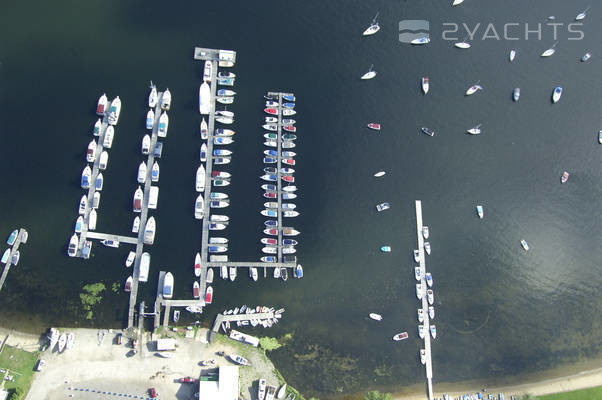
148, 82, 158, 108
541, 41, 558, 57
452, 0, 465, 5
361, 64, 376, 80
411, 36, 430, 45
362, 12, 380, 36
575, 6, 590, 21
467, 124, 482, 135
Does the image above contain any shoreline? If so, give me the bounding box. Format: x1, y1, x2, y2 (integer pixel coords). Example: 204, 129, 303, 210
2, 326, 601, 400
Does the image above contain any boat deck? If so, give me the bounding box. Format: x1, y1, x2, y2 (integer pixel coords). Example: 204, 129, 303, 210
0, 228, 27, 293
416, 200, 434, 400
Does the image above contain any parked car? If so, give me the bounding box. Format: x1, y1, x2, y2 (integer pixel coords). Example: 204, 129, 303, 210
180, 377, 195, 383
149, 388, 157, 398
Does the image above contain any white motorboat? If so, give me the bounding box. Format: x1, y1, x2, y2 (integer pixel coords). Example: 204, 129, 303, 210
78, 195, 87, 215
513, 88, 520, 102
454, 38, 471, 49
146, 109, 154, 130
369, 313, 383, 321
422, 226, 429, 239
422, 76, 429, 94
416, 283, 423, 299
58, 333, 67, 352
125, 251, 135, 267
199, 82, 211, 115
411, 36, 430, 45
467, 124, 482, 135
452, 0, 465, 5
196, 164, 205, 192
215, 137, 234, 145
362, 12, 380, 36
151, 162, 159, 182
142, 134, 151, 155
413, 249, 420, 262
218, 89, 236, 96
162, 272, 174, 299
158, 111, 169, 137
258, 379, 267, 400
277, 384, 287, 400
67, 234, 78, 257
521, 239, 530, 251
103, 125, 114, 148
217, 96, 234, 104
361, 64, 376, 80
161, 88, 172, 110
229, 267, 237, 281
86, 140, 97, 163
144, 216, 156, 245
420, 349, 426, 365
108, 96, 121, 125
99, 151, 108, 170
250, 267, 258, 281
139, 252, 150, 282
132, 216, 140, 233
95, 173, 104, 191
426, 273, 433, 287
418, 309, 424, 323
148, 82, 158, 108
509, 49, 516, 62
93, 118, 101, 136
541, 41, 558, 57
195, 194, 204, 220
201, 143, 207, 162
137, 161, 147, 183
429, 306, 435, 319
466, 82, 483, 95
229, 354, 249, 366
424, 242, 431, 255
97, 93, 107, 115
427, 289, 434, 305
81, 165, 91, 189
101, 239, 119, 248
415, 266, 421, 281
203, 60, 213, 82
581, 52, 592, 62
418, 325, 425, 339
92, 191, 100, 209
88, 209, 97, 230
552, 86, 562, 103
74, 216, 83, 233
216, 116, 233, 124
200, 118, 208, 139
430, 325, 437, 339
374, 171, 386, 177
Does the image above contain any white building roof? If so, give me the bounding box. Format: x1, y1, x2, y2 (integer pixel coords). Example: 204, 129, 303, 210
198, 366, 239, 400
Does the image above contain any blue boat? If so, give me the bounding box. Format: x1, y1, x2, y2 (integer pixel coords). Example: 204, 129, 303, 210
6, 230, 18, 246
295, 265, 304, 278
263, 157, 277, 164
215, 137, 230, 144
283, 239, 298, 246
261, 256, 277, 262
262, 209, 278, 217
262, 184, 277, 191
81, 176, 90, 189
264, 220, 278, 227
95, 174, 103, 191
283, 102, 295, 109
213, 149, 231, 156
283, 94, 295, 102
265, 149, 278, 157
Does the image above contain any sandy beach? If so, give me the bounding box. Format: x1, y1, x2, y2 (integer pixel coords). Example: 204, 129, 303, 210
0, 327, 282, 400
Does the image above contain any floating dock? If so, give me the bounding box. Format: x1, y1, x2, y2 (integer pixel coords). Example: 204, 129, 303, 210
415, 200, 434, 400
209, 310, 277, 342
0, 228, 27, 293
127, 92, 166, 328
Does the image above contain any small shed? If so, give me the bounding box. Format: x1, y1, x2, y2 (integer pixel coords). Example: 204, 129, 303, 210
156, 338, 176, 351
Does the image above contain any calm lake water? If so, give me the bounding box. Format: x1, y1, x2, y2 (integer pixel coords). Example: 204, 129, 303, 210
1, 0, 602, 398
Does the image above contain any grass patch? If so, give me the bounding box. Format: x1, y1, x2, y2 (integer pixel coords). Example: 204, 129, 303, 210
260, 337, 282, 351
538, 386, 602, 400
0, 345, 40, 398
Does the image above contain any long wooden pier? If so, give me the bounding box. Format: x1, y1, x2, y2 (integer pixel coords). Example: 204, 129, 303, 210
0, 229, 27, 293
415, 200, 434, 400
127, 92, 165, 327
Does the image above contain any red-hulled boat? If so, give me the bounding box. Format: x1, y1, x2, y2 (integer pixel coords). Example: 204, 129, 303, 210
283, 125, 296, 133
97, 94, 107, 115
367, 123, 381, 130
193, 281, 200, 299
264, 228, 278, 236
282, 175, 294, 183
262, 238, 278, 245
264, 192, 277, 199
205, 286, 213, 304
264, 108, 278, 115
282, 159, 295, 166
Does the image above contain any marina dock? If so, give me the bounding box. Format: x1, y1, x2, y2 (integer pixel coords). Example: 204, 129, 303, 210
209, 310, 276, 342
127, 92, 166, 328
416, 200, 434, 400
0, 228, 27, 293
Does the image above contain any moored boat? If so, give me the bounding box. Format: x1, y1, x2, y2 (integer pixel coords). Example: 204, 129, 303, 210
139, 252, 150, 282
476, 205, 484, 218
95, 173, 103, 191
205, 286, 213, 304
96, 93, 107, 115
144, 216, 156, 245
7, 229, 18, 246
151, 162, 160, 182
418, 325, 425, 339
195, 194, 205, 220
158, 111, 169, 137
99, 151, 108, 170
93, 118, 101, 136
426, 272, 433, 287
194, 252, 201, 277
125, 276, 133, 292
203, 60, 213, 82
146, 109, 154, 130
415, 267, 422, 281
79, 195, 87, 215
86, 140, 97, 163
369, 313, 383, 321
465, 82, 483, 96
581, 52, 591, 62
411, 36, 430, 45
88, 209, 97, 230
201, 143, 207, 161
161, 88, 172, 110
509, 49, 516, 62
513, 88, 520, 102
196, 164, 205, 192
92, 191, 100, 209
393, 332, 408, 341
58, 333, 67, 352
81, 165, 91, 189
108, 96, 121, 125
200, 118, 208, 139
148, 82, 158, 108
467, 124, 482, 135
421, 127, 435, 137
424, 242, 431, 255
103, 125, 114, 148
133, 186, 143, 212
137, 161, 147, 184
422, 76, 429, 94
428, 306, 435, 319
142, 134, 151, 155
430, 325, 437, 339
376, 202, 390, 212
427, 289, 434, 305
162, 272, 174, 299
74, 216, 83, 233
125, 251, 135, 267
193, 281, 200, 298
363, 13, 380, 36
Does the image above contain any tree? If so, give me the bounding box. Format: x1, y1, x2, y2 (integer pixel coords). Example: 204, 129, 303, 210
364, 390, 392, 400
10, 387, 24, 400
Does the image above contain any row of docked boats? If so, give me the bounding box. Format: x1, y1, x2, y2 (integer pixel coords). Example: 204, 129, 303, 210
47, 328, 75, 353
259, 93, 301, 268
414, 225, 437, 362
257, 380, 291, 400
69, 94, 124, 258
220, 306, 285, 331
1, 229, 28, 266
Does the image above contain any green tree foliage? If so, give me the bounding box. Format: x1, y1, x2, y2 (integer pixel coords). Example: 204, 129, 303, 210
10, 387, 24, 400
364, 390, 392, 400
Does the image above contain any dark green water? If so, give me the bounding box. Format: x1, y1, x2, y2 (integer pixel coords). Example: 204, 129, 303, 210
1, 0, 602, 397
